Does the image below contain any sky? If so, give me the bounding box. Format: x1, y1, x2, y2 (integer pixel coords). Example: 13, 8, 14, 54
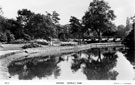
0, 0, 135, 26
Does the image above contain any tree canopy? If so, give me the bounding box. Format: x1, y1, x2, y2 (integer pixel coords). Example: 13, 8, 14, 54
123, 16, 135, 49
82, 0, 116, 40
69, 16, 83, 39
0, 1, 133, 44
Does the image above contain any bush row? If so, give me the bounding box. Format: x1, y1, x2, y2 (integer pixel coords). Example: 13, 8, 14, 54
22, 43, 42, 49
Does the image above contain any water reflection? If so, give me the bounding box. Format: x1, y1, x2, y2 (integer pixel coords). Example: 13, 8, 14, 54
7, 47, 135, 80
113, 52, 134, 80
124, 49, 135, 65
8, 56, 60, 80
71, 48, 118, 80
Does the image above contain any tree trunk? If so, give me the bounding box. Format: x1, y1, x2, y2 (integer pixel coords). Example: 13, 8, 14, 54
96, 29, 101, 42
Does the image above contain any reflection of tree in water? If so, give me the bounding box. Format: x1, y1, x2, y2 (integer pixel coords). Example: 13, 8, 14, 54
8, 55, 60, 80
71, 48, 118, 80
124, 49, 135, 65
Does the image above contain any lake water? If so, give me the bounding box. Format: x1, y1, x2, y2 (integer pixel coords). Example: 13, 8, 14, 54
7, 47, 135, 80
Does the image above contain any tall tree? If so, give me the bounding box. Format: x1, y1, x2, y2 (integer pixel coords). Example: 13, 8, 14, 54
0, 7, 7, 32
17, 9, 34, 26
123, 15, 135, 49
69, 16, 83, 39
16, 9, 59, 40
0, 15, 7, 32
82, 0, 116, 41
51, 11, 60, 38
25, 13, 55, 40
16, 9, 35, 39
52, 11, 60, 24
123, 25, 134, 49
6, 19, 22, 39
125, 17, 132, 34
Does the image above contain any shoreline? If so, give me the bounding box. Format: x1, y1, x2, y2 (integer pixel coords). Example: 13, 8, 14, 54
0, 42, 123, 59
0, 42, 129, 80
0, 42, 123, 69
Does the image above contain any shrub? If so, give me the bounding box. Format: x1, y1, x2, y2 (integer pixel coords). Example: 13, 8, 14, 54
22, 43, 41, 49
8, 34, 15, 43
37, 41, 48, 45
23, 34, 31, 41
10, 39, 27, 44
34, 39, 49, 45
0, 32, 7, 42
5, 31, 15, 43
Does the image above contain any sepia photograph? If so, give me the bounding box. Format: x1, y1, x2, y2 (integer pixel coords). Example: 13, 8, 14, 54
0, 0, 135, 84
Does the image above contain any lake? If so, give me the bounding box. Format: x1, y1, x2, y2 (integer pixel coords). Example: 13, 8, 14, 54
6, 47, 135, 80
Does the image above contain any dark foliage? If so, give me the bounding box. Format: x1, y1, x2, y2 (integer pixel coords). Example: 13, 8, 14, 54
123, 23, 135, 49
82, 0, 116, 41
22, 43, 41, 49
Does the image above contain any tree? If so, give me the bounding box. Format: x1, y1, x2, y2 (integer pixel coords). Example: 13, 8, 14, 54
0, 32, 7, 42
52, 11, 60, 38
102, 23, 116, 37
0, 15, 8, 32
114, 17, 133, 38
115, 25, 127, 38
52, 11, 60, 24
123, 26, 134, 49
16, 9, 35, 39
5, 30, 15, 43
69, 16, 83, 39
25, 13, 55, 40
82, 0, 116, 41
123, 15, 135, 49
57, 24, 71, 41
125, 17, 133, 34
45, 11, 60, 24
6, 19, 23, 39
45, 11, 60, 38
16, 9, 59, 40
17, 9, 34, 26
